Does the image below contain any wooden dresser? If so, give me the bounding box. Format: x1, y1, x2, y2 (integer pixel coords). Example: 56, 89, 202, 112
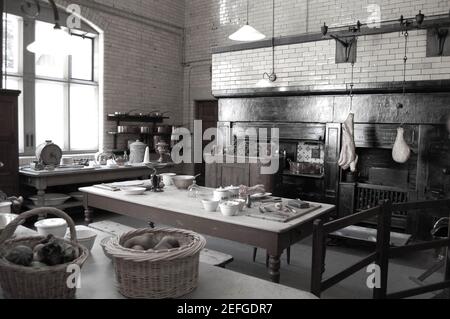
0, 90, 21, 196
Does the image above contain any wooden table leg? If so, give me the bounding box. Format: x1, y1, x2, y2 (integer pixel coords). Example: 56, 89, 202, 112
268, 255, 281, 283
84, 208, 94, 225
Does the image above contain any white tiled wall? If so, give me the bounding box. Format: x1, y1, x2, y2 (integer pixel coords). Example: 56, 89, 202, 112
184, 0, 450, 120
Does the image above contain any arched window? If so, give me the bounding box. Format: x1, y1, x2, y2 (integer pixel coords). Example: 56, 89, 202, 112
3, 1, 101, 155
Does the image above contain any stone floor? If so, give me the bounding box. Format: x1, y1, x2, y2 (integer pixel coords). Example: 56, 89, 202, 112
68, 209, 446, 299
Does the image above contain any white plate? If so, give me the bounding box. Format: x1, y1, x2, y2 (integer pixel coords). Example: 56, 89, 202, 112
111, 181, 144, 188
121, 187, 147, 195
250, 193, 272, 199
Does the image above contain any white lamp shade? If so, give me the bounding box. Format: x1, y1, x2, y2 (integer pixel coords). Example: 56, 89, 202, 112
27, 28, 74, 56
229, 24, 266, 42
256, 78, 276, 88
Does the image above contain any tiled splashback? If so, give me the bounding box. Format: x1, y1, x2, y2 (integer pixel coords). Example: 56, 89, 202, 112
297, 141, 324, 164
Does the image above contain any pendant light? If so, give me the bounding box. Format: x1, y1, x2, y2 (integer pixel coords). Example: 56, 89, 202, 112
22, 0, 74, 56
229, 0, 265, 42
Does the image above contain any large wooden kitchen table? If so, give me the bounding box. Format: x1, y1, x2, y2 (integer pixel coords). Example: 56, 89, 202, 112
80, 185, 335, 283
1, 227, 317, 299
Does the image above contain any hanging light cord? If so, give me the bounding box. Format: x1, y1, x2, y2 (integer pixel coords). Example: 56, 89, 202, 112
271, 0, 275, 75
402, 31, 409, 96
398, 30, 409, 127
246, 0, 249, 25
4, 1, 8, 87
349, 62, 355, 112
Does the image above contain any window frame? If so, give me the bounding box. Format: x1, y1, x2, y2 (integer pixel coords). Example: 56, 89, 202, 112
3, 13, 100, 156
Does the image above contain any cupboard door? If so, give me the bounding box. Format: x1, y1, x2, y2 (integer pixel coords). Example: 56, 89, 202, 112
0, 90, 20, 196
217, 163, 250, 187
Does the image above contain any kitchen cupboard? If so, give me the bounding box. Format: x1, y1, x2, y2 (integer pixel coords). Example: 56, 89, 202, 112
205, 158, 275, 192
0, 90, 21, 196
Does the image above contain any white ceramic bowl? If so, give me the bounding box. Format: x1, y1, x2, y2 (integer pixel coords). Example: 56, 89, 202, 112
172, 175, 196, 190
160, 173, 176, 186
0, 202, 12, 214
35, 218, 68, 238
219, 201, 240, 217
66, 226, 97, 252
121, 187, 147, 195
232, 199, 246, 212
202, 199, 220, 212
69, 192, 84, 202
29, 193, 71, 207
0, 214, 18, 236
226, 186, 240, 197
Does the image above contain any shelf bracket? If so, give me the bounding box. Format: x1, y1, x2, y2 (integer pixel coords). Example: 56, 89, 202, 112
427, 27, 450, 57
331, 35, 357, 64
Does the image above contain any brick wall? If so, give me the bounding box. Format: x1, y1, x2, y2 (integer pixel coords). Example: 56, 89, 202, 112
184, 0, 450, 122
57, 0, 185, 151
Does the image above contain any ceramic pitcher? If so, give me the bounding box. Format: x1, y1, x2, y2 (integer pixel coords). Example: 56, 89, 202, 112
129, 140, 147, 164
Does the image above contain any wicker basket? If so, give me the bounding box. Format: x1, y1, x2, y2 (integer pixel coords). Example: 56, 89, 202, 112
0, 208, 89, 299
105, 228, 206, 299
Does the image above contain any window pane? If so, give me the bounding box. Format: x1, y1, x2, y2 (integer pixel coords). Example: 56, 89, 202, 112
71, 36, 93, 81
70, 84, 98, 151
35, 81, 66, 148
2, 14, 22, 75
4, 77, 24, 153
35, 21, 67, 79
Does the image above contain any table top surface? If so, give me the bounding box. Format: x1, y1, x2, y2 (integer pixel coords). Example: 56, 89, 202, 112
1, 227, 317, 300
80, 184, 335, 233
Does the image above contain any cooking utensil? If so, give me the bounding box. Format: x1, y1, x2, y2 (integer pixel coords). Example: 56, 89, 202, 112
117, 126, 139, 134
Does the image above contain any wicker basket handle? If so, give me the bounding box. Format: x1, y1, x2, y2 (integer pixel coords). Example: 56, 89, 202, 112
0, 207, 78, 246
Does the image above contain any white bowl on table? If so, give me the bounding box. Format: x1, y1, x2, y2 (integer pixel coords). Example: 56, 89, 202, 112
29, 193, 71, 207
160, 173, 176, 186
66, 225, 97, 252
202, 199, 220, 213
219, 201, 240, 217
34, 218, 68, 238
121, 187, 147, 195
0, 202, 12, 214
232, 199, 246, 212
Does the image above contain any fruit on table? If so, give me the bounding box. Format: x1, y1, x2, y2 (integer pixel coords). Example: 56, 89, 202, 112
124, 233, 158, 250
154, 236, 180, 250
5, 246, 34, 266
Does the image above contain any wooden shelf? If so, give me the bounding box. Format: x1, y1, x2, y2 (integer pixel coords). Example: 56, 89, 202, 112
107, 114, 168, 123
281, 170, 324, 179
107, 131, 171, 136
24, 200, 83, 210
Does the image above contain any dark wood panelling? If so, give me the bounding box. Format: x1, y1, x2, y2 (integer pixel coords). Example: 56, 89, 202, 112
353, 124, 417, 149
0, 90, 21, 196
324, 123, 341, 205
